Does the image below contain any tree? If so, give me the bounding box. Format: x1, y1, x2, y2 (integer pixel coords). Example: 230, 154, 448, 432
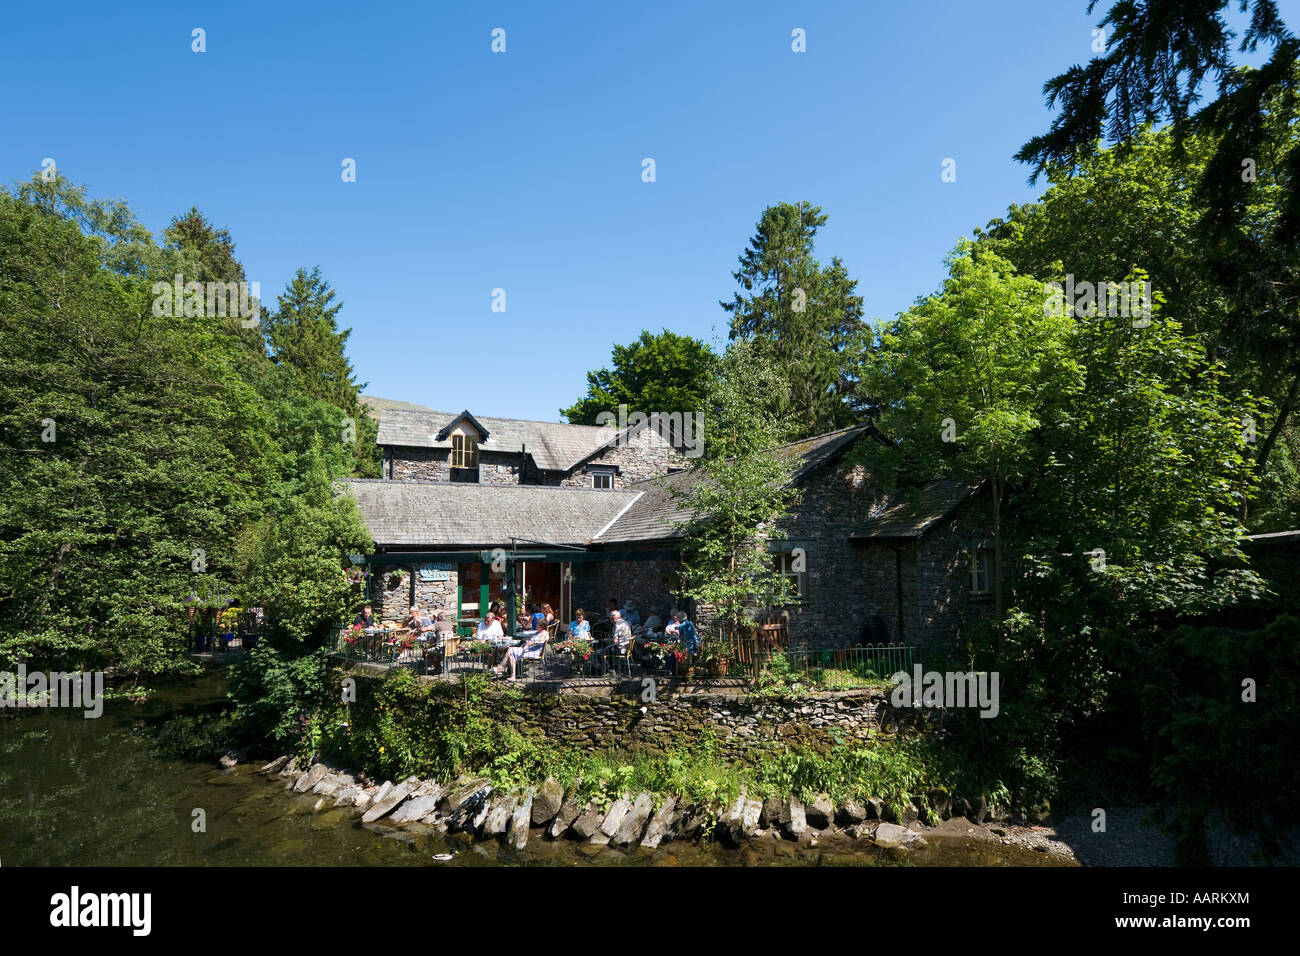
264, 267, 363, 413
868, 242, 1082, 617
722, 202, 868, 435
560, 329, 717, 425
1018, 1, 1300, 509
670, 342, 802, 639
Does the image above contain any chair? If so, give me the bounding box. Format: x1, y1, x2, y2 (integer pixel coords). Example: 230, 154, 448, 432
520, 629, 556, 681
606, 634, 635, 677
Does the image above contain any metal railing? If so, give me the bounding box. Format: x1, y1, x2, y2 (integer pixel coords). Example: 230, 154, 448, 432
767, 644, 917, 689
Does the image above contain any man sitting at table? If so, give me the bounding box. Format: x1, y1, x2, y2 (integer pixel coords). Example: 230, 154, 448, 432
607, 610, 633, 659
353, 605, 377, 630
475, 612, 503, 642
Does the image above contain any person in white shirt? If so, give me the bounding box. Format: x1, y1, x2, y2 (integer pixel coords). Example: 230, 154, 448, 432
475, 612, 503, 642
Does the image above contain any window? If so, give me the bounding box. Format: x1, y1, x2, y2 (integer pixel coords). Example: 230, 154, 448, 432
772, 550, 807, 603
970, 549, 992, 595
589, 466, 615, 489
450, 433, 479, 482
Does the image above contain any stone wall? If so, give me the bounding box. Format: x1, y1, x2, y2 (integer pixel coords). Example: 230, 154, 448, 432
388, 446, 447, 481
555, 427, 689, 489
509, 687, 888, 765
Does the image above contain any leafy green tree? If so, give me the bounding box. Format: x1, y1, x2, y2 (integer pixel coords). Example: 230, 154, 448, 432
1019, 1, 1300, 513
869, 242, 1082, 616
264, 267, 362, 412
722, 202, 867, 435
560, 329, 717, 425
0, 180, 273, 673
671, 342, 802, 639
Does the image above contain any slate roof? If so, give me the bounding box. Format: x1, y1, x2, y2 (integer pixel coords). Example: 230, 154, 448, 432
849, 477, 984, 540
374, 407, 619, 472
594, 424, 877, 544
343, 479, 642, 547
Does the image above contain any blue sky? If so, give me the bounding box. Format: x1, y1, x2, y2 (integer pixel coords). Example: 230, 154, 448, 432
2, 1, 1285, 419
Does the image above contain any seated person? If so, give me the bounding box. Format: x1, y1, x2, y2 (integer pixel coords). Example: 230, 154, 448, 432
620, 600, 641, 629
605, 599, 620, 622
666, 611, 699, 654
353, 604, 378, 631
640, 607, 664, 637
493, 625, 548, 681
402, 605, 426, 633
607, 611, 633, 659
541, 603, 557, 628
475, 612, 504, 643
567, 608, 591, 640
529, 604, 546, 630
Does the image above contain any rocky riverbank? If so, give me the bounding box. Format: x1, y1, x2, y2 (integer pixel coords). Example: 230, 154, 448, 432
259, 753, 1081, 862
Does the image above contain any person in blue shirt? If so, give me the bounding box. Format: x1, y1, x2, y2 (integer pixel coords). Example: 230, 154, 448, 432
568, 608, 591, 639
665, 610, 699, 654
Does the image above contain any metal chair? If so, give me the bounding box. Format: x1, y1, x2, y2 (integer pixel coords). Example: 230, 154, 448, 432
606, 635, 635, 677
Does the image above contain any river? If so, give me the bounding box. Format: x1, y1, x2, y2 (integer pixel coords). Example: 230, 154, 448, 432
0, 670, 1070, 867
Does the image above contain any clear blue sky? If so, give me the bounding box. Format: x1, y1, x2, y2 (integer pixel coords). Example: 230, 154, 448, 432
2, 0, 1282, 419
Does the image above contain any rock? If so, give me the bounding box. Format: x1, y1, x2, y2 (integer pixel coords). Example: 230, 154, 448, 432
509, 794, 533, 850
312, 774, 343, 797
779, 796, 807, 840
804, 794, 834, 829
353, 790, 372, 809
454, 786, 494, 833
866, 798, 883, 820
884, 800, 919, 826
332, 786, 360, 807
312, 797, 326, 812
219, 750, 240, 769
927, 788, 952, 819
640, 796, 678, 849
279, 756, 299, 777
532, 778, 564, 826
438, 777, 490, 814
372, 780, 394, 805
362, 779, 420, 823
873, 822, 920, 848
952, 795, 972, 820
293, 764, 329, 793
729, 794, 762, 842
837, 799, 868, 826
390, 793, 442, 825
968, 797, 989, 825
571, 801, 604, 839
614, 792, 655, 846
676, 805, 711, 842
482, 791, 519, 837
599, 797, 632, 838
550, 787, 587, 838
759, 794, 783, 829
260, 755, 290, 775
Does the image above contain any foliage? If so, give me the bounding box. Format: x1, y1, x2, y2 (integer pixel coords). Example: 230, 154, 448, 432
227, 643, 332, 747
671, 341, 802, 636
560, 329, 718, 425
722, 202, 869, 433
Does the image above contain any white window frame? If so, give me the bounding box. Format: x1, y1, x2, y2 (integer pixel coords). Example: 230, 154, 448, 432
970, 549, 992, 596
772, 550, 807, 603
589, 466, 615, 490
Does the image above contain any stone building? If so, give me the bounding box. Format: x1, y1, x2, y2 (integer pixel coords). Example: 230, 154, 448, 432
346, 404, 998, 652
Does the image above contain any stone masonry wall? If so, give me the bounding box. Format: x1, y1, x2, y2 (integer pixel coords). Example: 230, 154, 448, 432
555, 427, 689, 489
572, 558, 682, 621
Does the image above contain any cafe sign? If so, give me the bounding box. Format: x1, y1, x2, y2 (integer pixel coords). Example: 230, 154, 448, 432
418, 563, 453, 582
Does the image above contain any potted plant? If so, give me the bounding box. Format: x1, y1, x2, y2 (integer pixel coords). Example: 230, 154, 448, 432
698, 635, 731, 678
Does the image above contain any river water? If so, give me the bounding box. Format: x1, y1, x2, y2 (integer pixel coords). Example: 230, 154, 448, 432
0, 670, 1069, 867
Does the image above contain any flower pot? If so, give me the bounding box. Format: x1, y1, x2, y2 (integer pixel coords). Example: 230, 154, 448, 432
716, 660, 729, 677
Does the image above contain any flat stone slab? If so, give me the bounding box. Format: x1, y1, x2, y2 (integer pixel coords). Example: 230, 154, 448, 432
532, 778, 564, 826
292, 764, 328, 793
614, 792, 654, 846
873, 822, 922, 847
482, 792, 519, 837
599, 797, 632, 838
550, 787, 586, 838
509, 794, 533, 850
780, 796, 807, 839
571, 801, 603, 839
640, 796, 677, 849
391, 793, 441, 824
362, 780, 419, 823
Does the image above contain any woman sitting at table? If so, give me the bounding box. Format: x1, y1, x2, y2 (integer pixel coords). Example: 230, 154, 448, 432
493, 626, 547, 681
568, 608, 591, 639
402, 605, 426, 634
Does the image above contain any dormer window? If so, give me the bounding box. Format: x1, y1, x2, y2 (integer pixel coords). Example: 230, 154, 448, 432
450, 433, 479, 482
